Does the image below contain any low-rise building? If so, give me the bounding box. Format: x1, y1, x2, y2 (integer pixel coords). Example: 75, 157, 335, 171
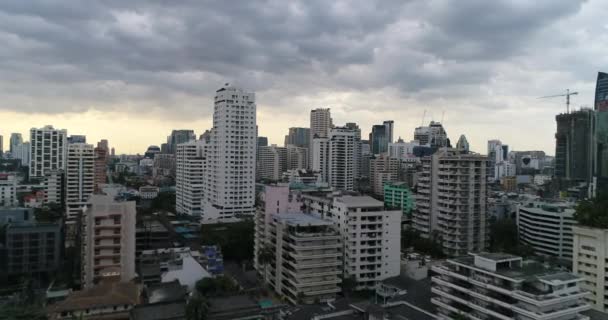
432, 253, 591, 320
517, 199, 576, 260
139, 185, 159, 200
46, 280, 141, 320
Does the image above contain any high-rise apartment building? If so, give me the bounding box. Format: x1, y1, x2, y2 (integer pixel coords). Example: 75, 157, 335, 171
517, 199, 576, 260
414, 148, 489, 256
555, 109, 594, 185
369, 153, 400, 196
310, 108, 333, 166
12, 142, 30, 166
176, 140, 207, 217
311, 138, 330, 182
0, 174, 18, 206
9, 133, 22, 155
258, 213, 342, 304
65, 143, 95, 227
286, 145, 308, 171
301, 194, 401, 289
328, 126, 361, 191
257, 145, 287, 181
43, 170, 64, 205
29, 125, 68, 178
432, 253, 591, 320
82, 195, 136, 288
93, 145, 108, 193
414, 121, 448, 148
284, 127, 310, 148
370, 120, 394, 155
202, 85, 257, 219
388, 138, 419, 160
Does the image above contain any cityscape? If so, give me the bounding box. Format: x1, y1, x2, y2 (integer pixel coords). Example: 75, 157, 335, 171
1, 2, 608, 320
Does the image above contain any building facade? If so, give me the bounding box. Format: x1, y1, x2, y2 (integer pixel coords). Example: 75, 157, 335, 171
327, 126, 361, 191
4, 220, 62, 275
65, 143, 95, 226
301, 194, 401, 289
176, 140, 206, 216
310, 108, 333, 167
260, 213, 342, 304
29, 125, 68, 178
384, 182, 414, 217
257, 145, 287, 181
0, 174, 17, 206
414, 121, 448, 148
284, 127, 310, 148
9, 133, 22, 155
369, 154, 400, 196
82, 195, 136, 288
555, 109, 594, 185
202, 85, 257, 219
517, 200, 576, 260
572, 226, 608, 312
414, 148, 489, 256
286, 145, 308, 171
44, 170, 64, 205
432, 253, 591, 320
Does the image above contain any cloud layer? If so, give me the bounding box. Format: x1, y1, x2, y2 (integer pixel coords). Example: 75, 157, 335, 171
0, 0, 606, 153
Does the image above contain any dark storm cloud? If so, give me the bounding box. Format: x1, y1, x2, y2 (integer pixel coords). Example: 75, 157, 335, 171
0, 0, 591, 117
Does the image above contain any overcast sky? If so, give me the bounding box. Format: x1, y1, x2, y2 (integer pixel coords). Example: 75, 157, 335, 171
0, 0, 606, 154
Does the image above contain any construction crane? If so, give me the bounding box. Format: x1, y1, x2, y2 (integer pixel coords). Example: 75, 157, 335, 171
538, 89, 579, 114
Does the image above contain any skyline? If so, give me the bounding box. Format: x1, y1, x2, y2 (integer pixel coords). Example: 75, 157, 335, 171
1, 0, 607, 154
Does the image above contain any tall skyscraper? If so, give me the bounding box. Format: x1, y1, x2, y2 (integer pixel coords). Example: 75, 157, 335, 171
0, 135, 3, 157
176, 140, 207, 216
414, 121, 448, 148
310, 108, 332, 166
414, 148, 489, 256
369, 153, 400, 196
286, 145, 308, 171
94, 145, 108, 193
594, 71, 608, 195
9, 133, 22, 155
311, 137, 330, 182
65, 143, 95, 227
328, 126, 361, 191
555, 109, 594, 184
82, 195, 135, 288
284, 127, 310, 148
456, 134, 470, 153
13, 142, 30, 167
29, 125, 68, 178
166, 130, 196, 154
383, 120, 394, 144
202, 85, 257, 219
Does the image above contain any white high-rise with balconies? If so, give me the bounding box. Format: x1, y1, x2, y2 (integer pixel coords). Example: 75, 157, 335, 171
414, 148, 489, 256
176, 140, 207, 217
0, 175, 17, 207
65, 143, 95, 226
310, 108, 333, 167
327, 126, 361, 191
29, 125, 68, 178
202, 85, 257, 219
301, 193, 401, 290
82, 195, 136, 288
432, 253, 591, 320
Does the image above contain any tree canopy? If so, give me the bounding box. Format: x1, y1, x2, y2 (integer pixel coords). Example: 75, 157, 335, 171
574, 193, 608, 228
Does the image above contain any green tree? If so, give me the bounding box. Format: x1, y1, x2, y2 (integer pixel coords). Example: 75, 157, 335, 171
200, 220, 254, 263
257, 245, 274, 282
186, 293, 208, 320
574, 193, 608, 228
340, 276, 357, 297
489, 218, 535, 257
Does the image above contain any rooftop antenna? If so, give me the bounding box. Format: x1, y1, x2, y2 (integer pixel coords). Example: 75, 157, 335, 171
421, 110, 427, 126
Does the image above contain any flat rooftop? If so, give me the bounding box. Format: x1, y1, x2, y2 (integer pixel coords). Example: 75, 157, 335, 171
451, 256, 580, 282
273, 213, 332, 226
476, 252, 521, 262
335, 196, 384, 208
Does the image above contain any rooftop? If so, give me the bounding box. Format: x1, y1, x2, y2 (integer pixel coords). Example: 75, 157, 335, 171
476, 252, 521, 262
48, 280, 140, 313
335, 195, 384, 208
130, 301, 186, 320
273, 213, 333, 226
